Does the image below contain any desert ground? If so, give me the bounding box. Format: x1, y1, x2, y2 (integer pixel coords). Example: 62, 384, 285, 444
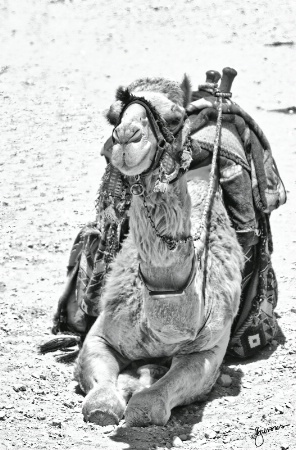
0, 1, 296, 449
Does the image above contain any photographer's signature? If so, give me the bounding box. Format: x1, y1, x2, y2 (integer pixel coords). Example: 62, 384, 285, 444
251, 424, 289, 447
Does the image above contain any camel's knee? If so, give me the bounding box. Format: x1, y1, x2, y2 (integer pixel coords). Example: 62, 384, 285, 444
74, 335, 129, 393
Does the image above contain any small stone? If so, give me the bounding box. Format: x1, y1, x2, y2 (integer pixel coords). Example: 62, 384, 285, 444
102, 425, 114, 434
172, 436, 183, 447
271, 339, 278, 347
224, 396, 236, 403
204, 429, 216, 439
218, 374, 232, 387
0, 411, 6, 420
31, 372, 40, 379
179, 434, 187, 441
51, 420, 62, 428
5, 405, 14, 410
37, 414, 46, 420
165, 443, 172, 449
13, 384, 27, 392
275, 405, 284, 414
63, 401, 75, 409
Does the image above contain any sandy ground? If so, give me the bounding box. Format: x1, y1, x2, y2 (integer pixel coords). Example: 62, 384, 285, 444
0, 1, 296, 449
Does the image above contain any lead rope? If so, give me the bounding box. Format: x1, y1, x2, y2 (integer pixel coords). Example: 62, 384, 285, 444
193, 91, 224, 257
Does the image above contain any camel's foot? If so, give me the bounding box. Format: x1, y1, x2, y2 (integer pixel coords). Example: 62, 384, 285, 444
125, 389, 170, 427
82, 386, 126, 425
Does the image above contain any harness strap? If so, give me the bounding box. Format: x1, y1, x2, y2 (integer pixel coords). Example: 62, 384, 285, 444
138, 252, 197, 298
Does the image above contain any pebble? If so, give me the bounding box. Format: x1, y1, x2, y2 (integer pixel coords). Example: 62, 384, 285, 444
224, 396, 236, 403
165, 443, 172, 449
0, 411, 6, 420
63, 401, 75, 409
275, 405, 284, 414
271, 339, 278, 347
172, 436, 183, 447
179, 434, 187, 441
204, 429, 217, 439
13, 384, 27, 392
218, 374, 232, 387
102, 425, 115, 434
51, 420, 62, 428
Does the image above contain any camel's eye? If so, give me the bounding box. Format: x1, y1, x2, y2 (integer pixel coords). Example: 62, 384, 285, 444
166, 118, 181, 130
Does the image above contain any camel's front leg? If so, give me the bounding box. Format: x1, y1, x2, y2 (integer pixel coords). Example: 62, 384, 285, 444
75, 334, 129, 425
125, 330, 230, 427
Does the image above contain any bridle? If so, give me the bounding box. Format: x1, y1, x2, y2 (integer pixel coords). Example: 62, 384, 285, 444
113, 95, 189, 177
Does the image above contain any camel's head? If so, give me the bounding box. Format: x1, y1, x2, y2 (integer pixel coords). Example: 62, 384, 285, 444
105, 77, 192, 177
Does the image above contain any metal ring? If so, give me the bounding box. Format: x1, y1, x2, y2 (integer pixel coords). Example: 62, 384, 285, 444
130, 183, 144, 196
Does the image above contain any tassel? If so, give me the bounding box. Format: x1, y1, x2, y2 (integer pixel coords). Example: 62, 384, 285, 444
103, 204, 119, 223
153, 179, 169, 193
55, 349, 80, 364
180, 149, 193, 170
38, 335, 81, 354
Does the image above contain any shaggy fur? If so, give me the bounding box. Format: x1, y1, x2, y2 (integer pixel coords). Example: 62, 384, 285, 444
106, 75, 191, 126
75, 77, 244, 428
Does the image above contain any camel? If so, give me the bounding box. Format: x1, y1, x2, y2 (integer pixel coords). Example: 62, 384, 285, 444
74, 77, 244, 427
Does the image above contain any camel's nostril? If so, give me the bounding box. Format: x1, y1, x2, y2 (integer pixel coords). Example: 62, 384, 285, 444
113, 129, 120, 144
113, 127, 142, 145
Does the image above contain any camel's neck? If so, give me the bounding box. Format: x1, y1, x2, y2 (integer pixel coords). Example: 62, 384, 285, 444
129, 173, 194, 292
129, 173, 205, 344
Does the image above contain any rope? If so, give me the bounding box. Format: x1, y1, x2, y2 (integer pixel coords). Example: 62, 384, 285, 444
193, 93, 223, 257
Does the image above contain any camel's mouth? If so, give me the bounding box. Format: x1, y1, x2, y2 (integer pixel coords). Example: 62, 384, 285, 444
112, 140, 155, 176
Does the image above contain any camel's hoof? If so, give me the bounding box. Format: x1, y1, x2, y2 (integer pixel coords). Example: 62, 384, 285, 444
85, 409, 119, 426
125, 390, 170, 427
82, 386, 125, 426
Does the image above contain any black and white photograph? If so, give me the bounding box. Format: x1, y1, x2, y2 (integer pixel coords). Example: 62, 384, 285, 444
0, 1, 295, 449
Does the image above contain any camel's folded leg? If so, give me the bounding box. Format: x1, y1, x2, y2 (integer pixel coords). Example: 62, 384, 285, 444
75, 335, 130, 426
125, 328, 230, 427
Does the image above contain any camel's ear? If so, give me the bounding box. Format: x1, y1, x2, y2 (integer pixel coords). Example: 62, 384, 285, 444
180, 74, 192, 108
115, 86, 132, 103
104, 100, 123, 126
